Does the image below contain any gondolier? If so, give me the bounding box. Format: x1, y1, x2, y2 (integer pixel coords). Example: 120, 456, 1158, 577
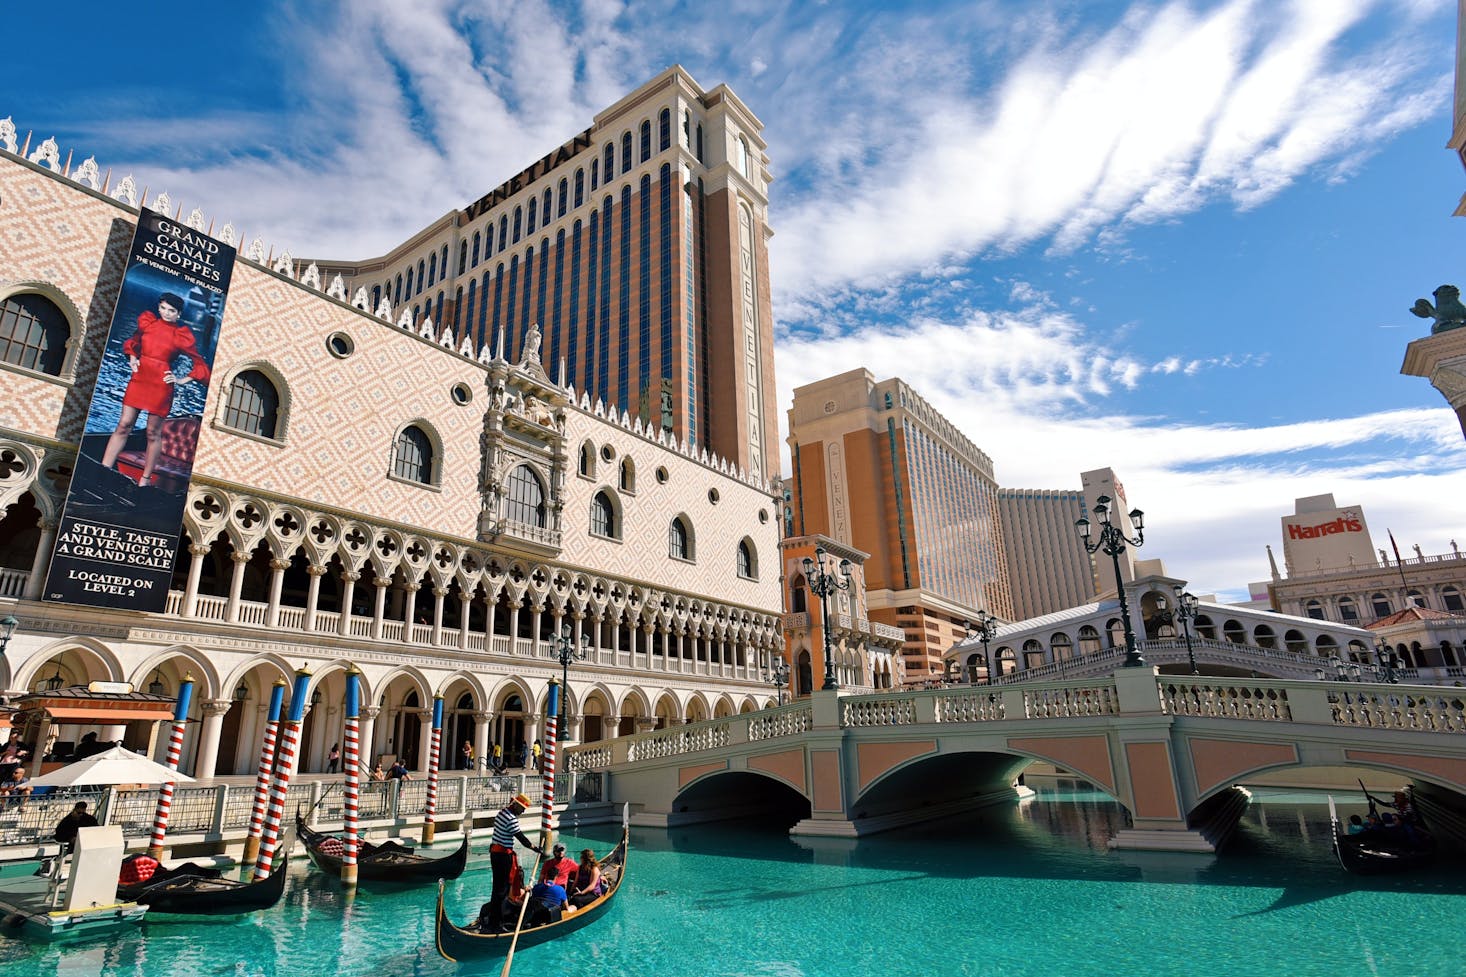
485, 793, 541, 932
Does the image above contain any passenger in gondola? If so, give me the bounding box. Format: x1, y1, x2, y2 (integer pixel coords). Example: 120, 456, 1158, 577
539, 842, 576, 888
485, 793, 542, 932
568, 849, 604, 909
526, 878, 572, 926
1346, 815, 1366, 835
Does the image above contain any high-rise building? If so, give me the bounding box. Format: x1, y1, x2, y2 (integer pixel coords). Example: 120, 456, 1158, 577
317, 66, 779, 480
997, 488, 1094, 620
786, 369, 1012, 681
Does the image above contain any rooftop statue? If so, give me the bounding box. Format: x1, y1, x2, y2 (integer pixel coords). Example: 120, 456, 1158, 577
1409, 284, 1466, 334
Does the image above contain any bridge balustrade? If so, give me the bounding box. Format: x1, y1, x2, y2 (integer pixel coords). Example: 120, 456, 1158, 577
1328, 688, 1466, 732
1022, 682, 1120, 718
628, 722, 732, 761
843, 695, 917, 727
1160, 679, 1292, 721
748, 706, 812, 740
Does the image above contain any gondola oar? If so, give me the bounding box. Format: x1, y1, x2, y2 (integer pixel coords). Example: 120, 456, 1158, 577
500, 679, 561, 977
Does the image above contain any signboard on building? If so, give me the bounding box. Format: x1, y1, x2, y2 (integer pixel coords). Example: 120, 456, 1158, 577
1280, 495, 1376, 574
43, 210, 235, 612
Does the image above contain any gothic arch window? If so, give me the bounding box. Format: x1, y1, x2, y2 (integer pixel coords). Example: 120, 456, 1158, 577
619, 457, 635, 493
221, 368, 282, 441
391, 423, 438, 486
0, 290, 72, 376
736, 539, 756, 580
578, 441, 596, 478
668, 515, 693, 561
505, 464, 547, 528
590, 491, 619, 540
790, 578, 807, 613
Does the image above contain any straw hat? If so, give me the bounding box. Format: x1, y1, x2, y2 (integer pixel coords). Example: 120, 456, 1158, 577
511, 793, 532, 809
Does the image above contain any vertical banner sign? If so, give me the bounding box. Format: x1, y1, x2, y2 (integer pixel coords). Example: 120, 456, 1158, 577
44, 208, 235, 613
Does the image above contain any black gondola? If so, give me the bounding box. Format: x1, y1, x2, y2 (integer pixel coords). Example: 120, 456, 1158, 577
296, 814, 469, 884
116, 855, 288, 915
434, 825, 628, 962
1328, 792, 1435, 876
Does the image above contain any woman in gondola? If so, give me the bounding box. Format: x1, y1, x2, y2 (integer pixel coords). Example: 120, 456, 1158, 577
568, 849, 603, 909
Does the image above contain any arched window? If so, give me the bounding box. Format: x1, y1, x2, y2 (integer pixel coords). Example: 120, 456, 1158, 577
669, 516, 692, 560
428, 251, 437, 286
557, 178, 568, 217
1, 292, 71, 375
1337, 596, 1359, 622
1371, 593, 1392, 618
574, 168, 584, 208
1222, 619, 1246, 644
394, 274, 403, 303
578, 441, 595, 477
640, 120, 652, 162
471, 232, 481, 267
1077, 626, 1102, 655
695, 123, 703, 162
499, 215, 509, 249
405, 267, 415, 296
591, 159, 599, 191
222, 369, 280, 439
1444, 585, 1464, 613
527, 197, 537, 234
505, 464, 546, 528
513, 206, 523, 243
736, 136, 750, 177
542, 188, 552, 225
620, 131, 632, 173
371, 284, 381, 308
417, 259, 426, 293
1194, 615, 1216, 640
392, 425, 435, 484
736, 539, 756, 579
1408, 589, 1427, 609
683, 109, 691, 143
619, 457, 635, 492
1253, 625, 1277, 649
603, 142, 614, 180
659, 108, 671, 151
1284, 629, 1307, 654
1051, 632, 1073, 661
590, 491, 617, 539
457, 241, 467, 275
1304, 599, 1324, 620
790, 578, 807, 613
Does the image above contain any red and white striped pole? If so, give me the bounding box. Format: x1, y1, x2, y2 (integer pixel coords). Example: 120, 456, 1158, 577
146, 672, 195, 860
255, 667, 311, 881
539, 680, 560, 844
242, 678, 287, 866
421, 693, 444, 844
342, 664, 361, 887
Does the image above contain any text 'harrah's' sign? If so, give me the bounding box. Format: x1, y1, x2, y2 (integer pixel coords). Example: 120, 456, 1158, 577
1286, 516, 1364, 541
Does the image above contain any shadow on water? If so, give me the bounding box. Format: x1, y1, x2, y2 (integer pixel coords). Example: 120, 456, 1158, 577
646, 785, 1466, 913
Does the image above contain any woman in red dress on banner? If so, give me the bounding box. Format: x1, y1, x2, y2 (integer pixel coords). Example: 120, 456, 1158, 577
100, 291, 211, 487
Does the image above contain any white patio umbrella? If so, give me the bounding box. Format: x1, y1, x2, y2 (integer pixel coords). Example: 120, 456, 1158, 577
26, 745, 196, 788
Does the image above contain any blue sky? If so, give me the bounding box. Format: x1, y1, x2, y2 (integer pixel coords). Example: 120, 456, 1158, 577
5, 0, 1464, 602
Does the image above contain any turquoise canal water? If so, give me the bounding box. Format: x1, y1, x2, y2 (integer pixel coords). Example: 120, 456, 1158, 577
2, 786, 1462, 977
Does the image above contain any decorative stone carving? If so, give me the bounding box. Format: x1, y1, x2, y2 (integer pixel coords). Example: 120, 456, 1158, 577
28, 136, 60, 171
300, 262, 322, 290
1410, 285, 1466, 335
397, 308, 414, 329
520, 323, 542, 365
110, 173, 137, 205
246, 238, 266, 263
351, 287, 370, 310
72, 156, 100, 189
273, 251, 294, 276
151, 191, 173, 216
185, 208, 206, 231
439, 325, 455, 347
0, 117, 15, 153
459, 335, 474, 357
478, 345, 493, 364
219, 223, 237, 246
375, 297, 393, 319
418, 317, 435, 340
328, 275, 349, 301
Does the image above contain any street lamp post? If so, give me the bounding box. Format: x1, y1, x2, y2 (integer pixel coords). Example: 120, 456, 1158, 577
1075, 494, 1146, 667
0, 615, 17, 660
765, 655, 790, 706
802, 547, 852, 691
553, 624, 590, 740
1374, 640, 1400, 684
964, 612, 999, 684
1173, 589, 1200, 675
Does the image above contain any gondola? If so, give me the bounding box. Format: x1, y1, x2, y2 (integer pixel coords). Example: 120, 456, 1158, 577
435, 825, 628, 962
1328, 793, 1435, 876
296, 814, 469, 884
116, 854, 289, 915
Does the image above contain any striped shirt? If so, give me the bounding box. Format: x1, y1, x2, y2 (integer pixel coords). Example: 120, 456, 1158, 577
492, 806, 523, 848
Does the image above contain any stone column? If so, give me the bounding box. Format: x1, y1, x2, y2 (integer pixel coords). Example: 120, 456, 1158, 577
359, 705, 381, 767
338, 571, 359, 636
371, 577, 389, 640
225, 550, 251, 623
304, 564, 326, 631
415, 708, 434, 772
644, 623, 656, 671
458, 591, 473, 650
485, 595, 498, 649
431, 587, 447, 646
182, 543, 209, 617
604, 717, 621, 739
508, 602, 522, 653
22, 517, 56, 600
265, 558, 288, 628
402, 583, 420, 643
473, 711, 492, 771
193, 699, 233, 781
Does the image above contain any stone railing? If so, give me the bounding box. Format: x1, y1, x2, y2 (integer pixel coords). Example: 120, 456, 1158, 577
1326, 688, 1466, 733
1021, 682, 1120, 718
748, 705, 813, 741
627, 722, 732, 761
1160, 678, 1292, 722
0, 567, 26, 599
843, 694, 918, 727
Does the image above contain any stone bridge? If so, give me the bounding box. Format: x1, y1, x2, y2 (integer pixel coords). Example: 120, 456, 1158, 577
565, 668, 1466, 851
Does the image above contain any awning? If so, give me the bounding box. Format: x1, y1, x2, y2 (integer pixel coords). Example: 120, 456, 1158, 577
41, 705, 177, 723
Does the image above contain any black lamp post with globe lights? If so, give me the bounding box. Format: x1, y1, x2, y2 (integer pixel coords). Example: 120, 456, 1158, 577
765, 654, 791, 706
802, 547, 852, 691
1075, 495, 1147, 668
1173, 588, 1200, 675
964, 611, 999, 684
553, 624, 590, 740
